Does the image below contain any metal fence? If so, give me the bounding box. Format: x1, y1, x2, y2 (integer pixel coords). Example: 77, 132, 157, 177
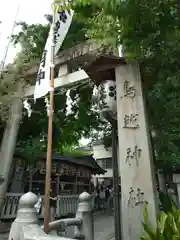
0, 193, 114, 220
1, 193, 81, 219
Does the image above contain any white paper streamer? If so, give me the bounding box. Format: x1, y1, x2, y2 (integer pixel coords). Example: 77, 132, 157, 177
45, 97, 50, 116
23, 100, 32, 118
93, 85, 98, 97
65, 89, 73, 116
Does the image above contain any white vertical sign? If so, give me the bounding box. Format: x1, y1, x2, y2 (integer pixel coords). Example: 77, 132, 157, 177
115, 63, 157, 239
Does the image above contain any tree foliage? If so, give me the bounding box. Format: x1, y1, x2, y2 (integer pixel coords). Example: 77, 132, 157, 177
70, 0, 180, 170
12, 22, 50, 58
5, 12, 109, 158
6, 0, 179, 170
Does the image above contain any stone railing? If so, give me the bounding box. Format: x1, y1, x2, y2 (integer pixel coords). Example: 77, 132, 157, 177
1, 193, 91, 220
9, 191, 94, 240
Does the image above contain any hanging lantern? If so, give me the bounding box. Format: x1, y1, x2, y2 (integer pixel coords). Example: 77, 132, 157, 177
83, 55, 125, 121
97, 80, 117, 119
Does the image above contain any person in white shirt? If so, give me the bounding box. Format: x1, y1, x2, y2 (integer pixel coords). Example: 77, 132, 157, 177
34, 193, 42, 215
49, 189, 57, 221
99, 186, 105, 211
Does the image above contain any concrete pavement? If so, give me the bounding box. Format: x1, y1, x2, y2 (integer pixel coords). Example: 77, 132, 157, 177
1, 212, 114, 240
94, 212, 114, 240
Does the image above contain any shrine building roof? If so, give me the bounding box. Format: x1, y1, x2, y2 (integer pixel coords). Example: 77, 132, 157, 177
14, 152, 106, 175
50, 154, 106, 175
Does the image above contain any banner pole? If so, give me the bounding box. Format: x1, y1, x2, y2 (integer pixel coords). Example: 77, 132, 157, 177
44, 9, 55, 233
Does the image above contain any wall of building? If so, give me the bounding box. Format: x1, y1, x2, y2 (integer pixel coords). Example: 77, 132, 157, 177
93, 144, 112, 159
8, 158, 25, 193
92, 144, 113, 185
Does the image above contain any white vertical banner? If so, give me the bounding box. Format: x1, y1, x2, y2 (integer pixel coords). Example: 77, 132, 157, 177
54, 9, 74, 55
34, 8, 74, 100
34, 26, 53, 100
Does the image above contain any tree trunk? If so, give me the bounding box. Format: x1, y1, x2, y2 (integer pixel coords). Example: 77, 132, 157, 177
0, 97, 23, 211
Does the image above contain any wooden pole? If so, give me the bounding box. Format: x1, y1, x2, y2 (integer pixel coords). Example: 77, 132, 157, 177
44, 15, 55, 233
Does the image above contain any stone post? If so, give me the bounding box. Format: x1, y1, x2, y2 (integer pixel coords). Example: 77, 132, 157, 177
0, 97, 23, 211
172, 174, 180, 206
115, 63, 157, 240
9, 192, 38, 240
157, 172, 166, 193
74, 192, 94, 240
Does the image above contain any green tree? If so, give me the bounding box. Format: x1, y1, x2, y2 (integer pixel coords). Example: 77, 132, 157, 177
7, 13, 108, 159
0, 5, 108, 212
70, 0, 180, 170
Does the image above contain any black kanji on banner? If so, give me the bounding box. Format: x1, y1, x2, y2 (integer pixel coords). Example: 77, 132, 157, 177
53, 20, 60, 44
53, 11, 69, 44
58, 10, 67, 23
37, 69, 45, 85
53, 31, 58, 45
40, 50, 47, 68
55, 20, 61, 30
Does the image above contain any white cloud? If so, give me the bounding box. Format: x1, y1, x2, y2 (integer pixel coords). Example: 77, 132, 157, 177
0, 0, 52, 64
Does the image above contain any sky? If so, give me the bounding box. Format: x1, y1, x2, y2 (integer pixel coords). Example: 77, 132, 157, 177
0, 0, 52, 65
